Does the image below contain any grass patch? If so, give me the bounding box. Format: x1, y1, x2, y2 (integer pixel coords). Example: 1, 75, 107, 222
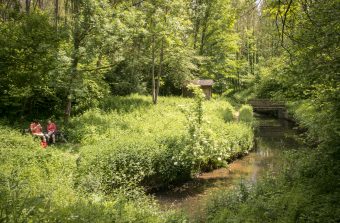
0, 95, 255, 221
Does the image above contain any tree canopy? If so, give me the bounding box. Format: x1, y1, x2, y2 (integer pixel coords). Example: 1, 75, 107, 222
0, 0, 338, 127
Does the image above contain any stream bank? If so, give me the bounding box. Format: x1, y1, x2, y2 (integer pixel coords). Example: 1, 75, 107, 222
154, 114, 299, 218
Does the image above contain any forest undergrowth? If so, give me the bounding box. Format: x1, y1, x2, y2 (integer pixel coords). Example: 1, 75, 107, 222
0, 94, 254, 222
194, 99, 340, 223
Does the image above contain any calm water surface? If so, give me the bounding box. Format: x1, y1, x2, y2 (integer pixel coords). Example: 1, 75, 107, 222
154, 115, 299, 216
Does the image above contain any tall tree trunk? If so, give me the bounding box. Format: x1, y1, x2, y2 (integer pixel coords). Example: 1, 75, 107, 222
25, 0, 30, 14
236, 21, 240, 90
151, 34, 156, 104
131, 28, 137, 89
199, 17, 208, 54
199, 1, 211, 55
252, 11, 255, 75
64, 1, 80, 122
55, 0, 59, 28
64, 47, 79, 122
34, 0, 43, 10
236, 49, 240, 90
154, 6, 167, 104
193, 0, 201, 50
193, 19, 200, 49
155, 38, 164, 104
247, 37, 250, 75
253, 48, 256, 76
65, 0, 69, 25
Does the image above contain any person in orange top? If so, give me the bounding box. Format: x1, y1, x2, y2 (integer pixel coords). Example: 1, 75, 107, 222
47, 120, 57, 144
30, 120, 46, 142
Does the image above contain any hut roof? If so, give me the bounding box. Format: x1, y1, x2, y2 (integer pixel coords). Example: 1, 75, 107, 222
188, 79, 214, 86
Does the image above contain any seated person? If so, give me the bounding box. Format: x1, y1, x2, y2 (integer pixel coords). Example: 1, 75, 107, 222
30, 120, 46, 142
47, 120, 57, 144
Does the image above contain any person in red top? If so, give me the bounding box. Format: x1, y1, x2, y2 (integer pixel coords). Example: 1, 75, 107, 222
47, 120, 57, 144
30, 120, 46, 142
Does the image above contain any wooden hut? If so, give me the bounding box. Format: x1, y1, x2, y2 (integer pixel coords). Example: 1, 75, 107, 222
182, 79, 214, 100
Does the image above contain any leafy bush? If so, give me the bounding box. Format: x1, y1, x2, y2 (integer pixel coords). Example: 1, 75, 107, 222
76, 141, 156, 193
67, 95, 254, 190
197, 147, 340, 223
223, 106, 234, 122
0, 126, 78, 222
0, 94, 256, 222
288, 100, 339, 145
100, 94, 152, 113
147, 136, 192, 189
0, 125, 171, 222
238, 104, 253, 123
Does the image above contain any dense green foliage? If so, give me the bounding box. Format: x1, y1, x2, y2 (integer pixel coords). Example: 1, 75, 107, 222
197, 147, 340, 223
0, 12, 62, 119
0, 96, 253, 222
195, 0, 340, 222
0, 125, 171, 222
69, 95, 254, 190
0, 0, 338, 222
0, 0, 264, 120
238, 104, 253, 123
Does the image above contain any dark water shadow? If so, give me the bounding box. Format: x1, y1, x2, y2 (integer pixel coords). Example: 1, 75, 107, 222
154, 115, 301, 214
154, 151, 274, 209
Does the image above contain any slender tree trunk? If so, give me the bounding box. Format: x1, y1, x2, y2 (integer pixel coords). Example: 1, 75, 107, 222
64, 1, 80, 122
193, 19, 200, 49
65, 0, 69, 25
199, 19, 208, 54
193, 0, 201, 50
25, 0, 30, 14
64, 43, 79, 122
199, 2, 211, 55
236, 21, 240, 90
154, 6, 167, 104
55, 0, 59, 28
155, 38, 164, 104
64, 49, 79, 122
247, 37, 250, 75
236, 49, 240, 90
252, 11, 255, 75
131, 28, 137, 88
36, 0, 43, 10
253, 48, 256, 76
151, 35, 156, 104
33, 0, 39, 11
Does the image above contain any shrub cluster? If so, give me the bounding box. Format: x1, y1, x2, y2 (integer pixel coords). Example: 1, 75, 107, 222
196, 147, 340, 223
1, 95, 255, 221
238, 104, 253, 123
0, 126, 171, 222
194, 98, 339, 223
69, 95, 254, 191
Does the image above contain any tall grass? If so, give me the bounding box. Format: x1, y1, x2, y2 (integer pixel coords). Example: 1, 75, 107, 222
195, 148, 340, 223
195, 99, 340, 223
0, 95, 254, 221
0, 125, 170, 222
69, 95, 254, 190
238, 104, 253, 123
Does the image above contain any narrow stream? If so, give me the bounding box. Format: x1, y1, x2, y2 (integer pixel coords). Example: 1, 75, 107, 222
154, 114, 299, 216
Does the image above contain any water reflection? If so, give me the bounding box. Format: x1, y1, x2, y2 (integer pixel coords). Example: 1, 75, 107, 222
154, 115, 299, 214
